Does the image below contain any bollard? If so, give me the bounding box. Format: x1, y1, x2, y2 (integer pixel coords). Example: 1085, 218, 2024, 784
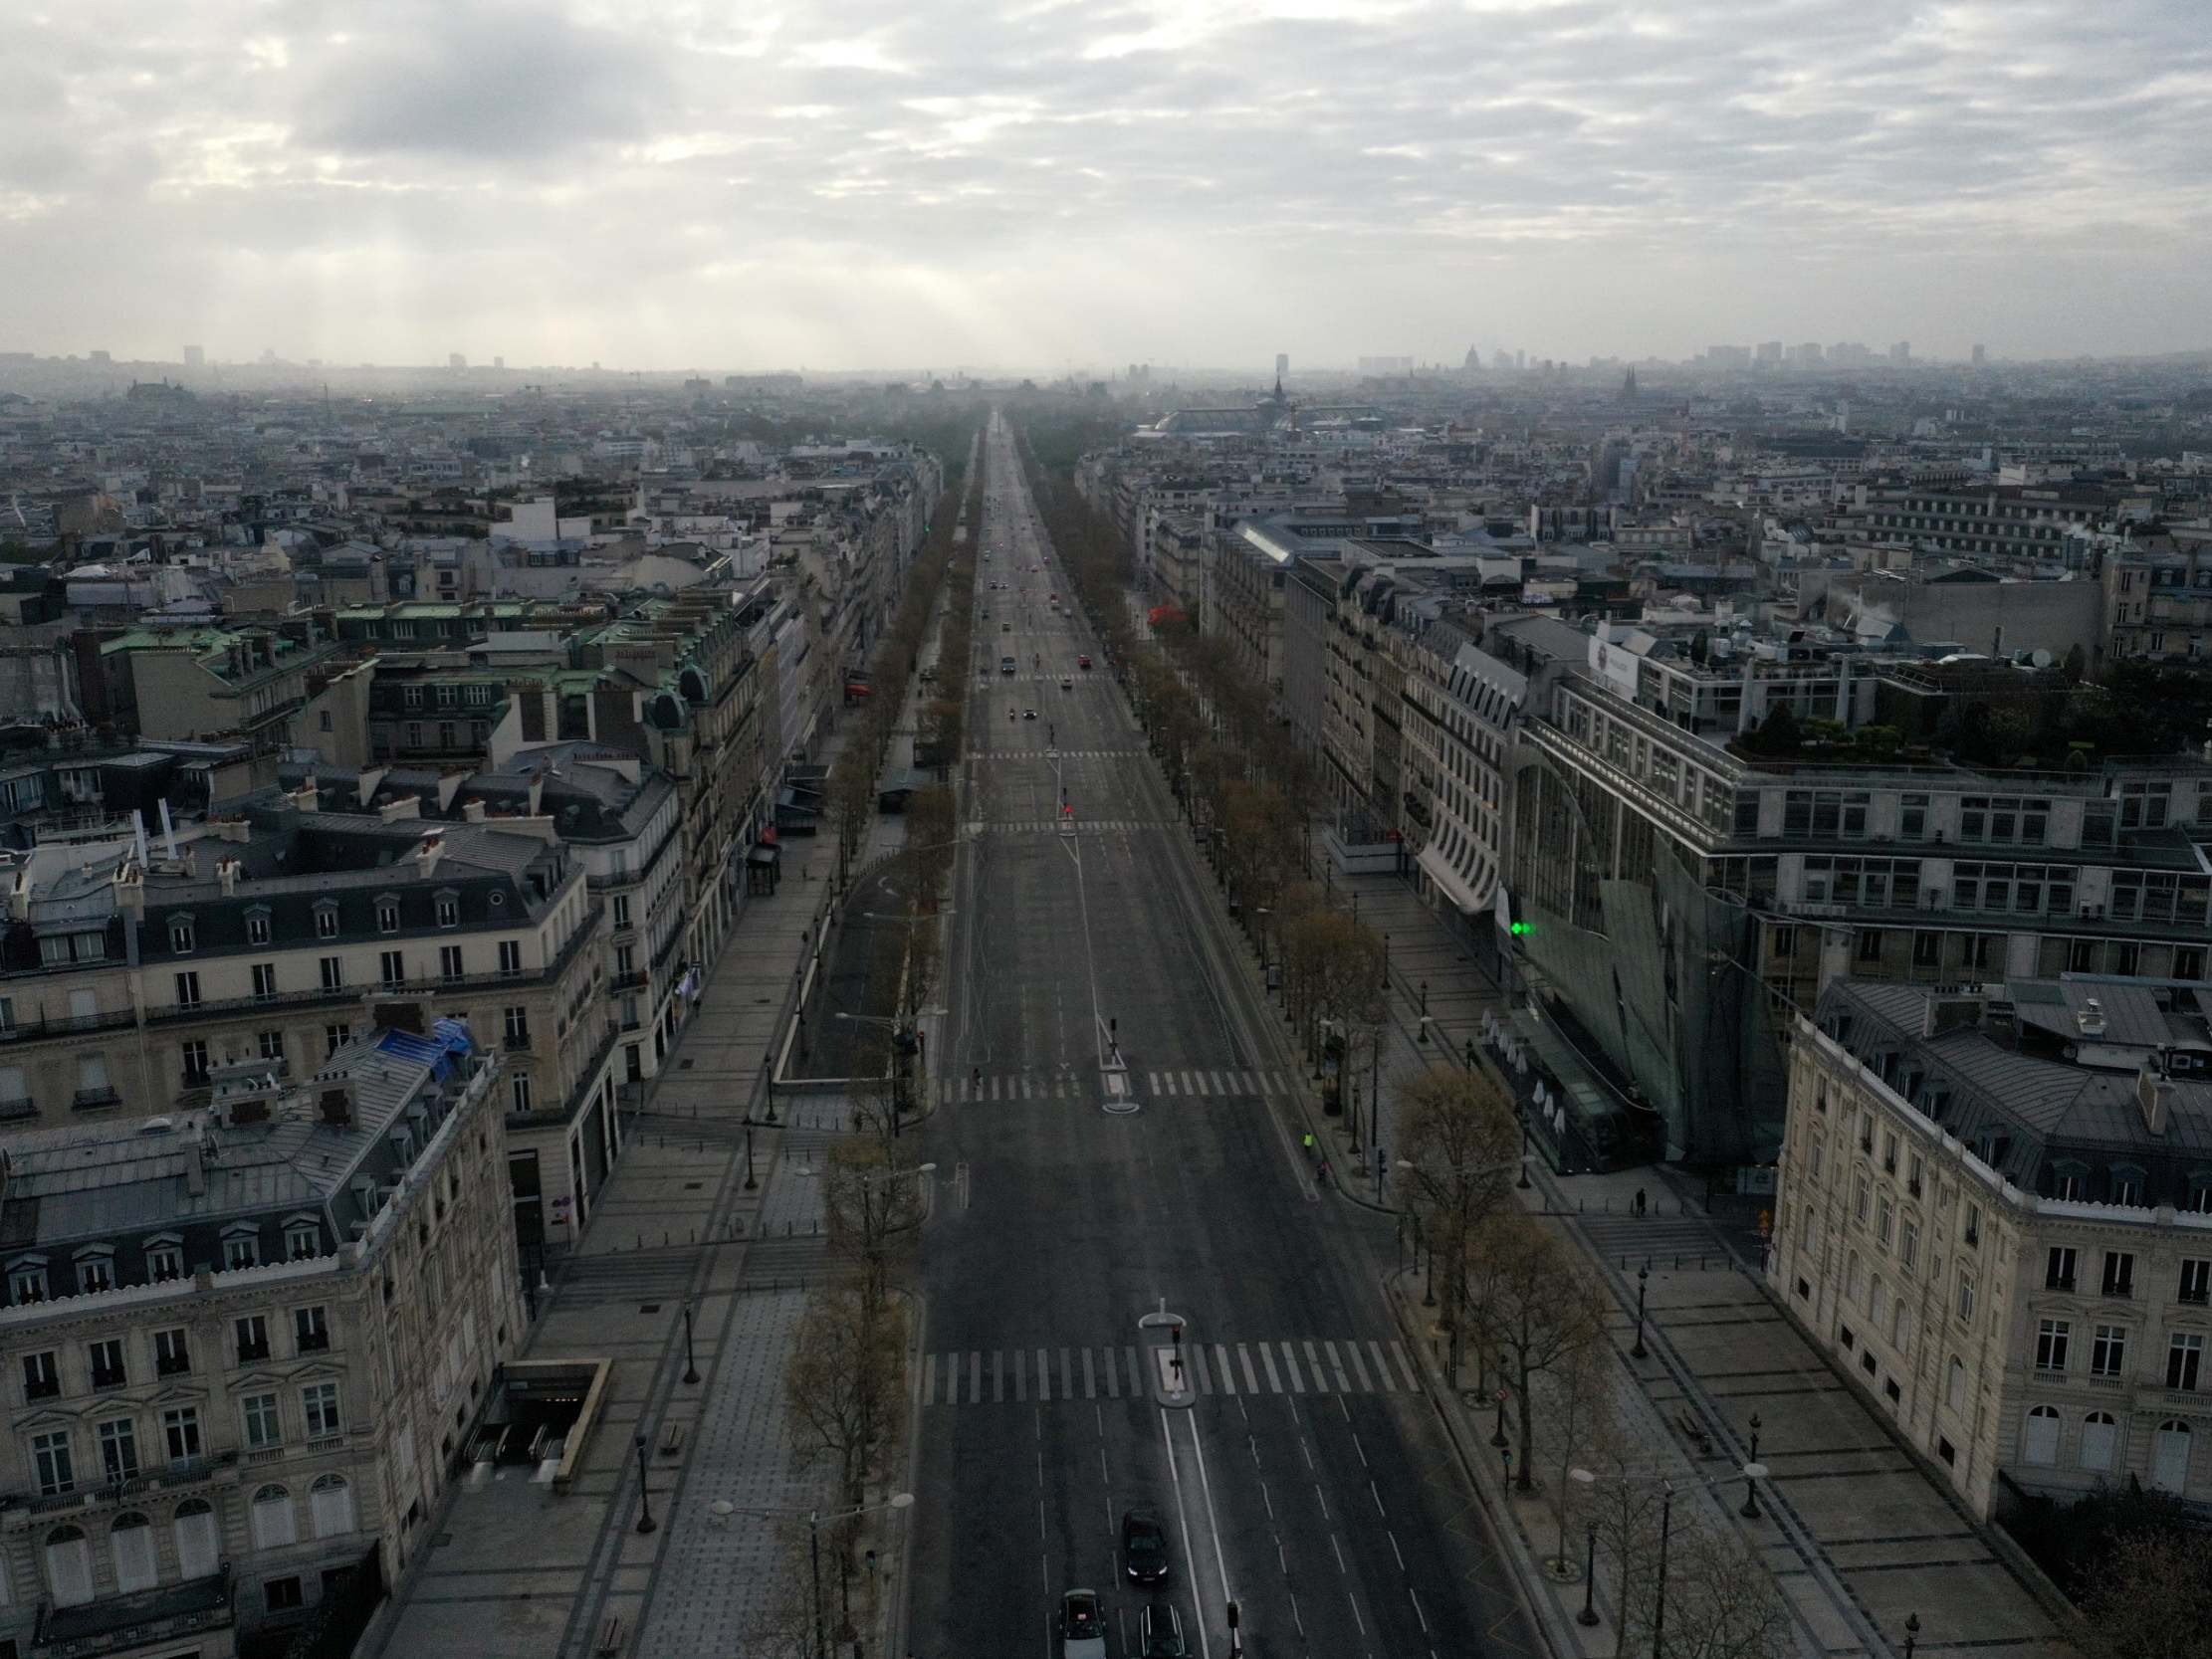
636, 1234, 642, 1250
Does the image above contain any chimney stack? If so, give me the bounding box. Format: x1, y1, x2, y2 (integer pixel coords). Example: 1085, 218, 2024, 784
462, 798, 488, 823
217, 858, 240, 897
2138, 1066, 2172, 1137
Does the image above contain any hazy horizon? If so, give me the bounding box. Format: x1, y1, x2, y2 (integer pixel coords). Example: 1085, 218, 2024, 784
5, 0, 2208, 370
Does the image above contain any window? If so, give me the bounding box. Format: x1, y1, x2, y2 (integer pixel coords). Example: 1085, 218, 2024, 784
2036, 1319, 2071, 1373
436, 896, 459, 928
504, 1007, 529, 1047
612, 895, 631, 929
1907, 1152, 1924, 1197
243, 1392, 283, 1449
511, 1074, 534, 1116
2022, 1404, 2062, 1467
2046, 1246, 2077, 1291
10, 1263, 48, 1304
1847, 1251, 1865, 1306
1855, 929, 1881, 962
286, 1222, 319, 1262
311, 1472, 356, 1538
97, 1418, 139, 1483
320, 955, 343, 991
439, 944, 464, 980
173, 970, 201, 1009
1881, 1131, 1898, 1173
180, 1038, 209, 1088
22, 1349, 58, 1401
33, 1430, 75, 1496
1912, 930, 1940, 967
379, 949, 405, 988
247, 912, 271, 945
2093, 1324, 2127, 1378
1900, 1219, 1919, 1272
266, 1574, 305, 1612
615, 944, 635, 977
251, 1484, 298, 1551
162, 1405, 201, 1463
89, 1338, 125, 1389
224, 1233, 260, 1270
154, 1328, 189, 1376
377, 901, 400, 933
169, 918, 194, 953
253, 1031, 285, 1069
295, 1305, 330, 1352
1946, 1356, 1966, 1412
1809, 1139, 1825, 1180
76, 1255, 113, 1295
303, 1381, 341, 1439
316, 905, 338, 939
1963, 1204, 1981, 1248
2181, 1258, 2211, 1307
2055, 1168, 2086, 1201
499, 940, 523, 976
1956, 1272, 1976, 1325
236, 1314, 270, 1361
325, 1022, 349, 1058
2167, 1332, 2204, 1392
2102, 1251, 2135, 1298
45, 1523, 92, 1607
1877, 1197, 1895, 1249
2080, 1411, 2117, 1472
1854, 1174, 1870, 1223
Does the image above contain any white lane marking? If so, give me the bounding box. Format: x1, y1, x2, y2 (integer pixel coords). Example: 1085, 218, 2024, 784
1409, 1586, 1430, 1633
1390, 1530, 1405, 1570
1353, 1432, 1369, 1469
1314, 1483, 1329, 1521
1332, 1534, 1347, 1573
1157, 1411, 1216, 1659
1370, 1479, 1387, 1517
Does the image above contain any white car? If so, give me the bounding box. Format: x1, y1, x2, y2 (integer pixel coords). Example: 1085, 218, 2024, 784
1061, 1589, 1106, 1659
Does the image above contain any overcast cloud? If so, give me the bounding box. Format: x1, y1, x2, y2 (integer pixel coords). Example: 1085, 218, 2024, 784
3, 0, 2207, 370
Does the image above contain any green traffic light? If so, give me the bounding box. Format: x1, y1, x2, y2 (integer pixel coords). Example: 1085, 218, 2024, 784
1508, 921, 1532, 936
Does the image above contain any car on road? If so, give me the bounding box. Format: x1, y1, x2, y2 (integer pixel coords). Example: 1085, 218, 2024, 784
1061, 677, 1073, 691
1078, 654, 1092, 669
1022, 708, 1038, 721
1002, 621, 1012, 632
1000, 656, 1016, 675
1121, 1508, 1170, 1584
1139, 1603, 1188, 1658
1061, 1589, 1106, 1659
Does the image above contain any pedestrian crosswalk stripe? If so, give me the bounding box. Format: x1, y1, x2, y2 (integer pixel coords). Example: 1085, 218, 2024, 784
1345, 1341, 1373, 1391
1303, 1340, 1329, 1393
1327, 1341, 1352, 1393
1258, 1344, 1283, 1392
1281, 1342, 1307, 1393
1102, 1346, 1118, 1397
1239, 1345, 1261, 1393
1214, 1343, 1235, 1396
1082, 1348, 1096, 1398
1387, 1340, 1419, 1390
1194, 1072, 1212, 1096
1125, 1346, 1142, 1395
923, 1353, 938, 1405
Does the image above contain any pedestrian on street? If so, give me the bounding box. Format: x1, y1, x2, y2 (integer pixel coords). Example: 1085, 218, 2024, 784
1635, 1186, 1648, 1218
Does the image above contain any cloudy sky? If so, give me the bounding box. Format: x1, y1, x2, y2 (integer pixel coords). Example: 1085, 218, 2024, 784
5, 0, 2208, 371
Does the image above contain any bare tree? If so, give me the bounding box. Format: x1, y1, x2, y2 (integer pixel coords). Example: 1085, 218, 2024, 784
785, 1282, 907, 1514
1464, 1215, 1612, 1494
1396, 1067, 1522, 1382
1657, 1514, 1791, 1659
2079, 1530, 2212, 1659
1587, 1453, 1669, 1659
1542, 1336, 1618, 1572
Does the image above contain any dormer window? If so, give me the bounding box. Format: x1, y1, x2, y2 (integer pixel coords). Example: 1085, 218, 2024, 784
2109, 1167, 2146, 1208
435, 891, 459, 929
245, 907, 272, 946
2053, 1159, 2089, 1202
10, 1260, 49, 1304
169, 917, 195, 953
285, 1221, 320, 1262
75, 1249, 116, 1295
144, 1237, 184, 1283
376, 899, 400, 934
315, 902, 338, 940
222, 1229, 261, 1271
2188, 1177, 2212, 1216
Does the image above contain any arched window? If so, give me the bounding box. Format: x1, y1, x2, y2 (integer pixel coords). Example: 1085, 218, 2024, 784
2080, 1411, 2117, 1472
2151, 1419, 2193, 1494
44, 1525, 93, 1608
173, 1498, 220, 1580
111, 1512, 156, 1594
2022, 1404, 2061, 1466
310, 1473, 356, 1539
250, 1483, 297, 1551
1946, 1356, 1966, 1412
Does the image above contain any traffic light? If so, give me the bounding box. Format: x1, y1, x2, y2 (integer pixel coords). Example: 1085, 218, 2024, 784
1508, 920, 1534, 936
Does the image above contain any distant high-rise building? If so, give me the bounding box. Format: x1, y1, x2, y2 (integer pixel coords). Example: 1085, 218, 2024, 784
88, 348, 111, 364
1888, 340, 1911, 364
1755, 340, 1783, 365
1274, 352, 1289, 379
1622, 366, 1639, 399
448, 352, 467, 371
1971, 343, 1987, 367
1791, 341, 1824, 366
1463, 346, 1481, 369
182, 344, 204, 368
493, 354, 505, 370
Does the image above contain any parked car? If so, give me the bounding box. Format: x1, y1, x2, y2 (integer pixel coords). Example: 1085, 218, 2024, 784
1121, 1508, 1170, 1584
1140, 1603, 1188, 1658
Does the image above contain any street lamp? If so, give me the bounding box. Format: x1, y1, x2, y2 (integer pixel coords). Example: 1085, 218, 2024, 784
1491, 1385, 1510, 1448
1517, 1096, 1533, 1190
1418, 979, 1429, 1039
1571, 1467, 1599, 1623
633, 1433, 656, 1534
1632, 1265, 1651, 1358
1739, 1458, 1770, 1521
682, 1301, 700, 1385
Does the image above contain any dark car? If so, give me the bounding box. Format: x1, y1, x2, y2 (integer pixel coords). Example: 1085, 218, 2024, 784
1122, 1508, 1170, 1584
1140, 1603, 1188, 1658
1078, 654, 1092, 669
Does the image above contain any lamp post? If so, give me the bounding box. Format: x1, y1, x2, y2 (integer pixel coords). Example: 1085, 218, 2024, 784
1382, 930, 1391, 990
1418, 979, 1429, 1039
1517, 1096, 1533, 1189
632, 1433, 656, 1534
745, 1124, 758, 1190
1570, 1466, 1599, 1622
682, 1301, 700, 1385
1492, 1385, 1510, 1448
1739, 1457, 1770, 1521
723, 1493, 917, 1659
1652, 1485, 1672, 1659
1632, 1265, 1651, 1358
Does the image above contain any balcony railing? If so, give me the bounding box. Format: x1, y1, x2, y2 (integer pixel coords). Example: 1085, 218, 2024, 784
72, 1088, 119, 1111
34, 1561, 233, 1658
0, 1006, 139, 1045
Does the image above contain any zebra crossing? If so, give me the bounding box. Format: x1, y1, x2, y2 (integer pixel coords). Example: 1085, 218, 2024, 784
919, 1337, 1423, 1406
967, 748, 1145, 761
950, 1068, 1288, 1103
977, 818, 1167, 835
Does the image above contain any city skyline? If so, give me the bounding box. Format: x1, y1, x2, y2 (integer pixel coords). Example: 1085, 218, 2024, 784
4, 0, 2209, 370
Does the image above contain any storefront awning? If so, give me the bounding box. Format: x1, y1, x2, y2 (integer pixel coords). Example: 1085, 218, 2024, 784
1418, 842, 1491, 917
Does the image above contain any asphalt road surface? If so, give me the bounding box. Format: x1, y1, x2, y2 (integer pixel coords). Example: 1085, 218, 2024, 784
906, 413, 1538, 1659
